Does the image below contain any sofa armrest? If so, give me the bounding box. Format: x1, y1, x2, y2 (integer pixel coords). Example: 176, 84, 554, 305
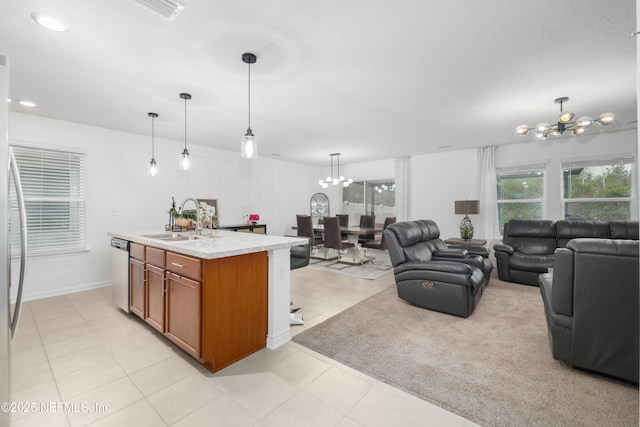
395, 260, 473, 275
433, 254, 485, 272
493, 243, 514, 255
432, 248, 469, 258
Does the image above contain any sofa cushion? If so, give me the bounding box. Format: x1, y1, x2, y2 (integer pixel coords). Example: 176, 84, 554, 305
556, 220, 610, 248
508, 252, 554, 273
415, 219, 441, 241
609, 220, 640, 240
504, 220, 556, 255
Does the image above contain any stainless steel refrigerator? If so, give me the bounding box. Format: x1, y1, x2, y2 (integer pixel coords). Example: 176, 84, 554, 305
1, 54, 28, 427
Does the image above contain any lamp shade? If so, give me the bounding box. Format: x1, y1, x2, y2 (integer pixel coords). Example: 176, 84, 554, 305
455, 200, 480, 215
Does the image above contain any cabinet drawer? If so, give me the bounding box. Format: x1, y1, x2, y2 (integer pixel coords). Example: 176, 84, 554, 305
166, 252, 201, 281
130, 243, 145, 261
145, 246, 165, 268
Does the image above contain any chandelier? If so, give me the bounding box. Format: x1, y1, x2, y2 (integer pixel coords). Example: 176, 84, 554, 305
319, 153, 353, 188
515, 97, 615, 140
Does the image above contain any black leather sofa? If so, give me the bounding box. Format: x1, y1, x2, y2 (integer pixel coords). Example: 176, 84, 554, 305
288, 236, 311, 270
384, 220, 492, 318
494, 219, 639, 286
538, 238, 639, 383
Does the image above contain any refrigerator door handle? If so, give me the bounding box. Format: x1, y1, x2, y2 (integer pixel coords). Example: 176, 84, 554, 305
9, 148, 26, 340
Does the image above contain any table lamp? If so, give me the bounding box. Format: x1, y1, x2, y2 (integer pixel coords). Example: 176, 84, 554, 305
454, 200, 479, 240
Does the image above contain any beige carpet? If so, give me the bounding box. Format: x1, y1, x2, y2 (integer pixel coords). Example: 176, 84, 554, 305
293, 274, 639, 426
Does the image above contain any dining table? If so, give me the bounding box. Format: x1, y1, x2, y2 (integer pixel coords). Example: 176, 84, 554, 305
293, 224, 384, 265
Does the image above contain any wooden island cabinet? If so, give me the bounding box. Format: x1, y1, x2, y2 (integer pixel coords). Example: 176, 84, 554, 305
128, 241, 268, 372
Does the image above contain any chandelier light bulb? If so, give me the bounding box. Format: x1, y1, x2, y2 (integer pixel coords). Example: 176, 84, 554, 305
572, 126, 585, 136
559, 110, 575, 123
597, 112, 615, 125
535, 122, 550, 133
535, 129, 547, 140
576, 116, 593, 128
322, 182, 328, 189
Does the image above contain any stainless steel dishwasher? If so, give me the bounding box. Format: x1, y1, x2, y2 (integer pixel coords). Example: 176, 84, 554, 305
111, 237, 130, 312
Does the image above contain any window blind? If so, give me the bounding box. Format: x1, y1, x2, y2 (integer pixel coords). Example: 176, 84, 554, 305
9, 145, 86, 257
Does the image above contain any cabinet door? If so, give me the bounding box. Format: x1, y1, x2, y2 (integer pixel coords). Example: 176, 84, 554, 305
129, 258, 146, 318
165, 272, 201, 358
146, 264, 165, 333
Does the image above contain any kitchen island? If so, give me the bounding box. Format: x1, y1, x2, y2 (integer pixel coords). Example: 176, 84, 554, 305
108, 229, 307, 372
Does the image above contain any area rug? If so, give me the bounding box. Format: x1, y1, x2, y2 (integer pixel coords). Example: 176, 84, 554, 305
306, 249, 393, 280
293, 275, 639, 426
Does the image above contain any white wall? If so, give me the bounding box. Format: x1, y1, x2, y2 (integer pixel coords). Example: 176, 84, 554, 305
9, 112, 316, 301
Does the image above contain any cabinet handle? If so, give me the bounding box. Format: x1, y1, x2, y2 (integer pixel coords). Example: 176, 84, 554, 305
171, 262, 184, 268
162, 275, 166, 296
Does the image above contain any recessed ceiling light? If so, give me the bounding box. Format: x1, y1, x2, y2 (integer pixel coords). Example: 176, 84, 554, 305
31, 12, 69, 32
19, 100, 36, 108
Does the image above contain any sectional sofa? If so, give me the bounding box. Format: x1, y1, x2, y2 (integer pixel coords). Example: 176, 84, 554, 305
493, 219, 639, 286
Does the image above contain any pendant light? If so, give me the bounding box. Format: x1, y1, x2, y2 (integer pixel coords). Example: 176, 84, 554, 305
241, 52, 257, 158
148, 112, 158, 176
179, 92, 191, 170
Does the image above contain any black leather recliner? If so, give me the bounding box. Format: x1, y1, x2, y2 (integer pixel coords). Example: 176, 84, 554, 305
538, 238, 639, 383
494, 220, 557, 286
384, 220, 492, 318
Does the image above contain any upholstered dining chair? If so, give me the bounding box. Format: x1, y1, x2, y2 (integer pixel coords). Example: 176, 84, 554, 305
363, 216, 396, 251
322, 216, 355, 262
296, 214, 323, 247
358, 214, 375, 243
337, 214, 349, 241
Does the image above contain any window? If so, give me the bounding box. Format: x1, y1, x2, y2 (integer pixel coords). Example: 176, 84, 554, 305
496, 164, 545, 234
342, 179, 395, 225
10, 144, 86, 257
562, 157, 633, 221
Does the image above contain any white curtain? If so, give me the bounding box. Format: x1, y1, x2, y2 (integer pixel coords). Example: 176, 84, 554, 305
394, 156, 410, 221
476, 146, 498, 256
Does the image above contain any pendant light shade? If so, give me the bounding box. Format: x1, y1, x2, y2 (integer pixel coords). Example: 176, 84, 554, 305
241, 52, 258, 159
148, 112, 158, 176
179, 92, 191, 170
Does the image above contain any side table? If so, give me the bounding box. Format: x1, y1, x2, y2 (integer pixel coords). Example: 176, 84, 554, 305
444, 237, 487, 247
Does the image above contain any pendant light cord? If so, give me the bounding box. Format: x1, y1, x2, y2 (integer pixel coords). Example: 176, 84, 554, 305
247, 60, 251, 130
151, 115, 155, 158
184, 97, 188, 150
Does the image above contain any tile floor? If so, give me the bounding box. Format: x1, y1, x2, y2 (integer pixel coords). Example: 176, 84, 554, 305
9, 267, 477, 427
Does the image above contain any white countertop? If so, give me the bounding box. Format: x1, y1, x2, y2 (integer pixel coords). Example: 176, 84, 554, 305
108, 230, 308, 260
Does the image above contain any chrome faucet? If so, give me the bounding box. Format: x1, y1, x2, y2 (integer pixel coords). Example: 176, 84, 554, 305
180, 198, 202, 234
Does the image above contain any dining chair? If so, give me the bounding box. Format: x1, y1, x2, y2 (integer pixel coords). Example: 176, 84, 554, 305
363, 216, 396, 251
337, 214, 349, 241
322, 216, 354, 262
296, 214, 323, 247
358, 214, 375, 243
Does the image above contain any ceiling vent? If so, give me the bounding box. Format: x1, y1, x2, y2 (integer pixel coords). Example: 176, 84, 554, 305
133, 0, 185, 21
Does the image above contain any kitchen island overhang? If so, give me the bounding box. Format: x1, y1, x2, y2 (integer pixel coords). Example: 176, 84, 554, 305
108, 229, 308, 371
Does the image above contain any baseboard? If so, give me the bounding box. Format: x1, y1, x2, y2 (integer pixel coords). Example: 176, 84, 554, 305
16, 281, 111, 303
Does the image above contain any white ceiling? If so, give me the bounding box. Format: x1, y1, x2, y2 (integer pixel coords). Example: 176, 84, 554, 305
1, 0, 637, 166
